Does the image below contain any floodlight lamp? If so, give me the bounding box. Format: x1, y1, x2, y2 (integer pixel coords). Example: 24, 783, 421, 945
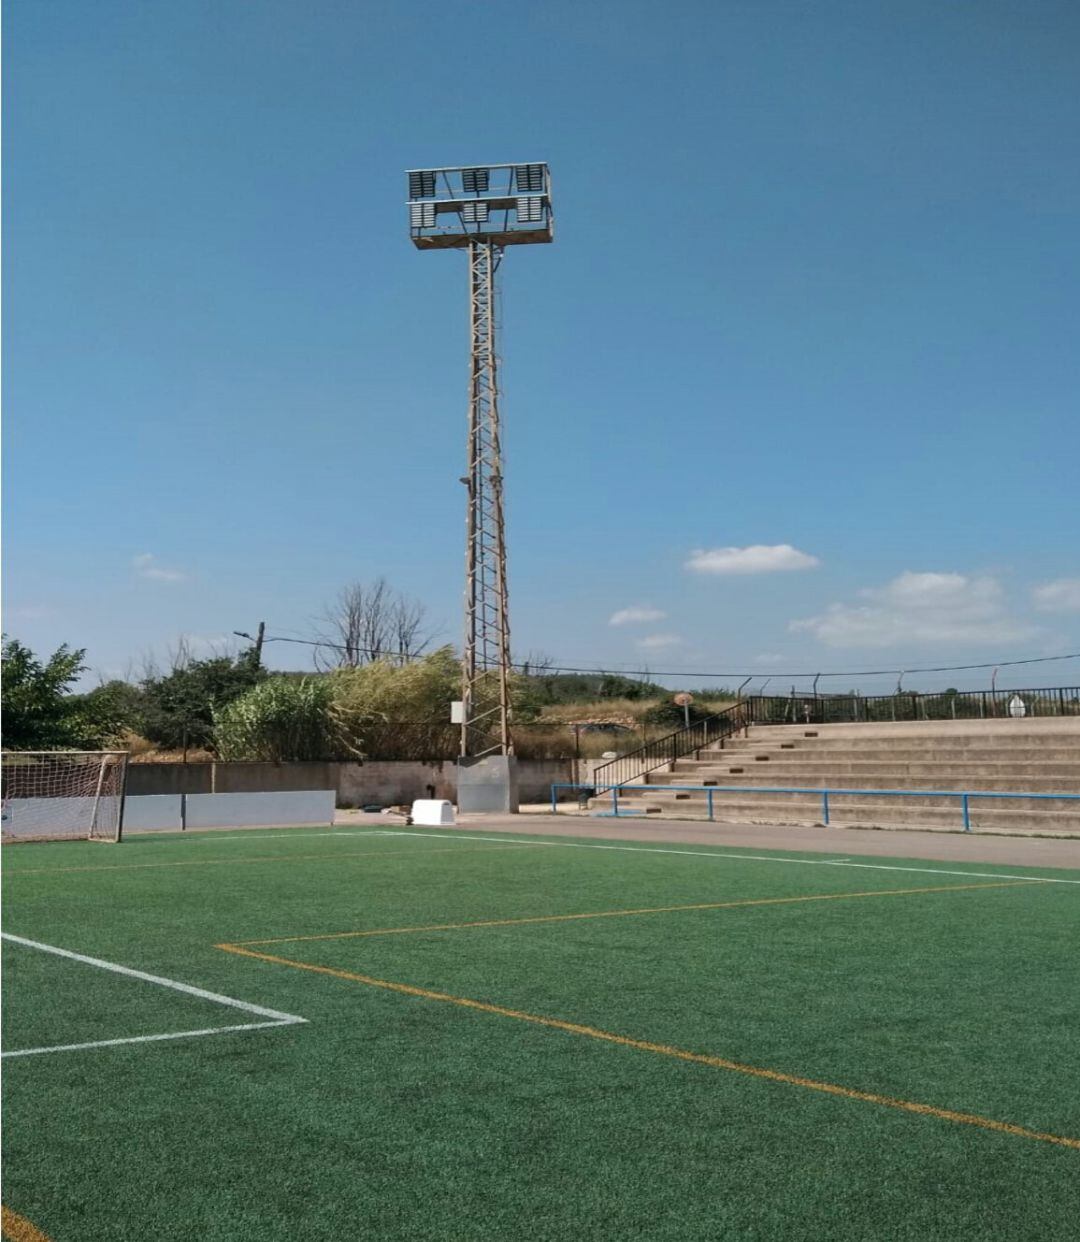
516, 197, 544, 223
462, 168, 490, 193
514, 164, 544, 191
409, 170, 436, 198
407, 162, 553, 248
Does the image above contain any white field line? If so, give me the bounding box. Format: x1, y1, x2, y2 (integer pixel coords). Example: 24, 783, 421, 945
193, 832, 342, 842
3, 1021, 294, 1059
354, 829, 1080, 886
193, 830, 413, 843
1, 932, 307, 1058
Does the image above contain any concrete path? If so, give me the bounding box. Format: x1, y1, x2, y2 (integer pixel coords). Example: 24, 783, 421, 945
335, 807, 1080, 870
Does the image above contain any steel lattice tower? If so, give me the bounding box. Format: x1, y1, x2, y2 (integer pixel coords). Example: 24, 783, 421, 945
462, 240, 512, 756
407, 163, 554, 758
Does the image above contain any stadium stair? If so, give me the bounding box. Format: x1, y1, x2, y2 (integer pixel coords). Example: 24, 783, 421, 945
591, 718, 1080, 834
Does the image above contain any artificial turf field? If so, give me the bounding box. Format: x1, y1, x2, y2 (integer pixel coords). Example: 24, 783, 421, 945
2, 825, 1079, 1241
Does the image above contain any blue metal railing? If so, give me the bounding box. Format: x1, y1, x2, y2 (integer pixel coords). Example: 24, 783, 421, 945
549, 783, 1080, 833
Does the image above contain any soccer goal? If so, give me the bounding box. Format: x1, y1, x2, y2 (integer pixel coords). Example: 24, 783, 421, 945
1, 751, 129, 843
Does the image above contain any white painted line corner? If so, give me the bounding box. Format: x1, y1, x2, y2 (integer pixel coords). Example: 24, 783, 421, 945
1, 932, 307, 1059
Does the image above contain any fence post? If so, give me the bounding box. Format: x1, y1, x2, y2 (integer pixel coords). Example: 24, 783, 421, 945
822, 790, 830, 826
707, 788, 714, 822
961, 793, 971, 833
612, 786, 618, 816
551, 785, 558, 814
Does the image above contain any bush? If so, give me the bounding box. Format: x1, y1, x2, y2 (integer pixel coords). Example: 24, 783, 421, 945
214, 677, 354, 762
329, 647, 460, 760
640, 699, 713, 730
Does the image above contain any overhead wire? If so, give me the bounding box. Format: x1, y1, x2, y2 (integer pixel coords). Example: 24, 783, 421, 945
247, 630, 1080, 683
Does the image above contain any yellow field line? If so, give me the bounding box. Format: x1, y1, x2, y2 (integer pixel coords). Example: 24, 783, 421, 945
216, 941, 1080, 1152
2, 843, 540, 878
233, 880, 1036, 945
1, 1206, 52, 1242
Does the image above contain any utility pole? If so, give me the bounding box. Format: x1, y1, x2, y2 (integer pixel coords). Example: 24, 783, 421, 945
232, 623, 266, 666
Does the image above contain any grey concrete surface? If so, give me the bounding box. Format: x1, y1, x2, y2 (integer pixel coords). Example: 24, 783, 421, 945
334, 808, 1080, 870
183, 790, 335, 829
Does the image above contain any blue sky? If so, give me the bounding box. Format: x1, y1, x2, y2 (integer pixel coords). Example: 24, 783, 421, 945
4, 0, 1079, 694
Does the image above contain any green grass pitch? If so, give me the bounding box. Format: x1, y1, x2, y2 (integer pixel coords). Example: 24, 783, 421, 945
3, 825, 1079, 1240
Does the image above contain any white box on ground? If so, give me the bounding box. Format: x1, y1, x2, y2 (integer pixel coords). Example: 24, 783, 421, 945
411, 799, 456, 826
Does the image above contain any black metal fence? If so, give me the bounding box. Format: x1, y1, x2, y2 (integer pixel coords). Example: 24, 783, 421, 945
743, 686, 1080, 726
590, 703, 747, 791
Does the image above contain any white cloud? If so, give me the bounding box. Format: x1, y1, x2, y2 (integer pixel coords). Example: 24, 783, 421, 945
790, 571, 1039, 649
686, 544, 820, 575
754, 653, 786, 666
636, 633, 682, 649
1033, 578, 1080, 614
133, 553, 186, 583
609, 605, 667, 627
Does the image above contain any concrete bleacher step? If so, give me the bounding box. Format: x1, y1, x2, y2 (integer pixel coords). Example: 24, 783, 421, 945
669, 760, 1080, 778
653, 771, 1080, 792
596, 790, 1080, 833
716, 737, 1080, 755
689, 746, 1080, 763
634, 785, 1074, 811
593, 717, 1080, 834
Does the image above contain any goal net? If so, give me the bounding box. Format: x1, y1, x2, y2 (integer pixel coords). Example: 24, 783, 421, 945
1, 751, 129, 843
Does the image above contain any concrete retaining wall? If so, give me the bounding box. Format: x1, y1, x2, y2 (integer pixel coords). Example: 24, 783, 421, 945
129, 759, 576, 807
126, 762, 339, 797
337, 762, 454, 806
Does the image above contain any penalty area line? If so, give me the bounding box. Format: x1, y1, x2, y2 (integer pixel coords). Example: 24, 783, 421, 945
1, 932, 306, 1058
3, 1020, 297, 1060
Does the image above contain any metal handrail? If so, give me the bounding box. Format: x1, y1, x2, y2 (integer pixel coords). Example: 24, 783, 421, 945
550, 782, 1080, 833
589, 702, 747, 791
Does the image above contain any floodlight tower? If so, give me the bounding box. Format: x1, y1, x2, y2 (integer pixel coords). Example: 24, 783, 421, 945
407, 163, 554, 763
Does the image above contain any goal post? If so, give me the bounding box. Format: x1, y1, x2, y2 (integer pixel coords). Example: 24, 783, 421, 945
1, 751, 129, 843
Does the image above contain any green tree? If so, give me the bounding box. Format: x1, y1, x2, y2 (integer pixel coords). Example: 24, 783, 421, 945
71, 680, 141, 748
1, 638, 131, 750
138, 652, 265, 752
640, 698, 713, 729
214, 676, 355, 762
